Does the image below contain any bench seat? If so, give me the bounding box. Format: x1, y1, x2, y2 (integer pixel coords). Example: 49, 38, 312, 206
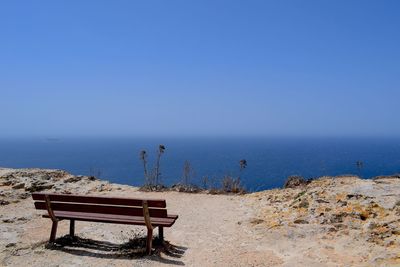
43, 211, 178, 227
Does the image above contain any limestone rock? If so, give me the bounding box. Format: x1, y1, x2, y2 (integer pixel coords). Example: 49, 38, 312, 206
283, 176, 310, 189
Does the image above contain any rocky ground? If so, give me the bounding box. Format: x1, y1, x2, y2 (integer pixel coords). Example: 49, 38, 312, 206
1, 168, 400, 266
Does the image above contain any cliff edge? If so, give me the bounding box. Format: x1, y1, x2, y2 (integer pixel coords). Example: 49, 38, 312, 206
1, 168, 399, 266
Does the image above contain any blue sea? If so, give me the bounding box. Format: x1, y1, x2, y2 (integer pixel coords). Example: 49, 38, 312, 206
1, 137, 400, 191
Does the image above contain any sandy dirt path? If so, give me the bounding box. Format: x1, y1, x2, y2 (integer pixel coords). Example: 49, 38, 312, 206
1, 189, 283, 267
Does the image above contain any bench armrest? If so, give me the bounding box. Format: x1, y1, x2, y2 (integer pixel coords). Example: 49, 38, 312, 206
44, 194, 58, 222
142, 200, 153, 230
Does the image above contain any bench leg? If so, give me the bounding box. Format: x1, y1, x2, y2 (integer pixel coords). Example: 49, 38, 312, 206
69, 219, 75, 237
146, 228, 153, 255
49, 221, 58, 242
159, 226, 164, 242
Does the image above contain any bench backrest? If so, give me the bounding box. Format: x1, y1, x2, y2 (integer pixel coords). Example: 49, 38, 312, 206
32, 193, 169, 218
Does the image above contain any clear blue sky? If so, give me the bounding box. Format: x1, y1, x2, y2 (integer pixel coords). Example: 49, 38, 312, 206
1, 1, 399, 137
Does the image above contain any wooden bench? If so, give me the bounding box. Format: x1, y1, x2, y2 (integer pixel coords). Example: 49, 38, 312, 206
32, 192, 178, 254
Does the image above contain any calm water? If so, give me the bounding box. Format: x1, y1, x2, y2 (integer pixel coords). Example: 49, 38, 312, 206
1, 137, 400, 191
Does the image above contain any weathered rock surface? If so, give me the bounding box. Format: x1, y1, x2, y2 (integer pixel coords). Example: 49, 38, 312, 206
1, 168, 400, 266
283, 175, 310, 189
249, 175, 400, 266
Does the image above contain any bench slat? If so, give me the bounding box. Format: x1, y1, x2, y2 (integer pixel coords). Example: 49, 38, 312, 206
168, 214, 179, 220
32, 193, 166, 208
34, 201, 168, 218
43, 211, 176, 227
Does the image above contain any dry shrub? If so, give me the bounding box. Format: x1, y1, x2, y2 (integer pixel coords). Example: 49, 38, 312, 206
221, 175, 246, 194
